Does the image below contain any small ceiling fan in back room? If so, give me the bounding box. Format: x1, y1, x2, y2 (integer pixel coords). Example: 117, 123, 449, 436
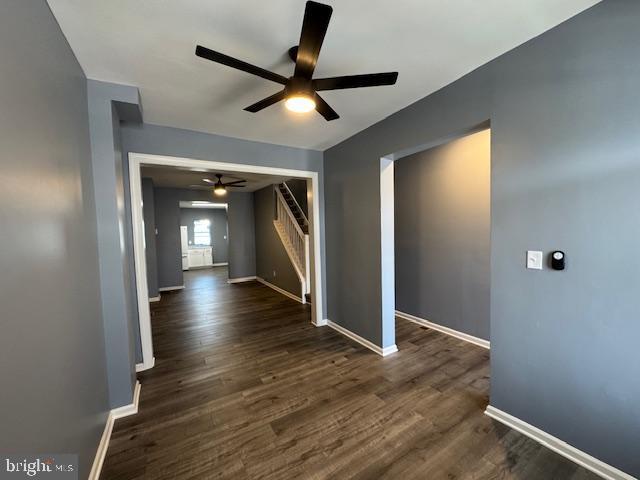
203, 174, 247, 196
195, 1, 398, 121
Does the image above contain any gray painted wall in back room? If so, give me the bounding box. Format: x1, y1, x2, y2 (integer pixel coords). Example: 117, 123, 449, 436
395, 129, 490, 340
153, 187, 182, 289
324, 1, 639, 475
227, 192, 257, 280
254, 186, 301, 297
0, 1, 107, 477
142, 178, 159, 298
179, 208, 229, 263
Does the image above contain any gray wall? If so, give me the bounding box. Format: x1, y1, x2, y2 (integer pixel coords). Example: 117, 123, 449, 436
324, 1, 639, 475
254, 186, 302, 297
227, 192, 257, 280
153, 188, 253, 287
0, 1, 107, 477
120, 122, 327, 314
395, 129, 490, 340
179, 208, 229, 263
153, 187, 181, 288
142, 178, 159, 298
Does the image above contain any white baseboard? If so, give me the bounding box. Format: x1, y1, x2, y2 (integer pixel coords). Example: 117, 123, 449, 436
158, 285, 184, 292
187, 263, 227, 269
327, 320, 398, 357
135, 356, 155, 372
313, 318, 328, 327
88, 411, 113, 480
112, 380, 141, 419
395, 310, 490, 349
89, 381, 141, 480
256, 277, 303, 304
484, 406, 635, 480
227, 276, 256, 284
149, 295, 161, 303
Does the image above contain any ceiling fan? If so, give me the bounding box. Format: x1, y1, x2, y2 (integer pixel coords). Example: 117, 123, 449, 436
203, 174, 246, 196
195, 1, 398, 121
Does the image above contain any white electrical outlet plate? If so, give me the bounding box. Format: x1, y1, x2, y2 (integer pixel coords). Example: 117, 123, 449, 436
527, 251, 543, 270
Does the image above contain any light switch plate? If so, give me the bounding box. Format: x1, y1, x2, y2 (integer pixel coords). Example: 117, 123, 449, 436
527, 251, 543, 270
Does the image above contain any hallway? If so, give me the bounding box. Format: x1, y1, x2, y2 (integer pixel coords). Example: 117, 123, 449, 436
101, 268, 597, 479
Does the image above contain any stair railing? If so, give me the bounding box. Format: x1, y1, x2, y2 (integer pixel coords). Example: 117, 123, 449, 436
275, 187, 309, 294
281, 181, 309, 228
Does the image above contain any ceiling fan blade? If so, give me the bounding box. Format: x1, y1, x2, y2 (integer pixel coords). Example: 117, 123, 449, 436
244, 90, 286, 112
228, 185, 246, 188
314, 93, 339, 121
202, 178, 215, 184
195, 45, 288, 85
294, 1, 333, 79
223, 180, 247, 186
313, 72, 398, 91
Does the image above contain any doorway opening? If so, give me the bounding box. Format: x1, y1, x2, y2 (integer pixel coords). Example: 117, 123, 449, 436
379, 122, 491, 352
129, 153, 325, 371
178, 201, 229, 273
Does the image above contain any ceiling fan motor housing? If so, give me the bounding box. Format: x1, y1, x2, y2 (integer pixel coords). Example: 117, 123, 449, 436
287, 46, 299, 63
286, 76, 314, 98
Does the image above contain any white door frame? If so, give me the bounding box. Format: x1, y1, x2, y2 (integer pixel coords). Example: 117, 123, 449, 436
129, 152, 325, 371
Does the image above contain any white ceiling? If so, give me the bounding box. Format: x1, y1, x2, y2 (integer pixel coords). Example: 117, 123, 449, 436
48, 0, 599, 150
141, 165, 293, 192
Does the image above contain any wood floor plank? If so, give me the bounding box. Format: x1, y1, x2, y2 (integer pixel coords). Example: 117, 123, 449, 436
100, 267, 600, 479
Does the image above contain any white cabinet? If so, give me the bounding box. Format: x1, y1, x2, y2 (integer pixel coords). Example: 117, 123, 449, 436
188, 247, 213, 268
188, 249, 204, 268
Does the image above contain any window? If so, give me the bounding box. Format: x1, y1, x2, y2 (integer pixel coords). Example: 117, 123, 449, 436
193, 219, 211, 246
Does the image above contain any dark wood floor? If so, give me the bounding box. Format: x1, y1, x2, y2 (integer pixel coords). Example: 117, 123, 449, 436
102, 267, 598, 479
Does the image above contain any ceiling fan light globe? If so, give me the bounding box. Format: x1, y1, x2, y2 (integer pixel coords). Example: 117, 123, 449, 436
213, 185, 227, 196
285, 95, 316, 113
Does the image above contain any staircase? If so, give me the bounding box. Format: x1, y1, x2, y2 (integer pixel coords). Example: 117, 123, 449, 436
273, 183, 311, 302
278, 183, 308, 234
